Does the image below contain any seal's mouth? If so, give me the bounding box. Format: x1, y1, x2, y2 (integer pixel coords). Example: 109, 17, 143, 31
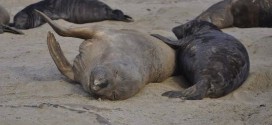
91, 91, 117, 100
112, 91, 117, 100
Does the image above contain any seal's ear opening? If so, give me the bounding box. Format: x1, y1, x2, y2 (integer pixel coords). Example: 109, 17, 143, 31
112, 9, 134, 22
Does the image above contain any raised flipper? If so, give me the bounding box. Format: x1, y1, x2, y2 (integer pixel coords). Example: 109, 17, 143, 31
35, 10, 98, 40
162, 80, 209, 100
47, 31, 74, 81
151, 34, 182, 49
1, 24, 24, 34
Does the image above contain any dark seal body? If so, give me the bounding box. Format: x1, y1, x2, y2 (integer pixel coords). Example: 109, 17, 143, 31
152, 20, 250, 100
13, 0, 133, 29
196, 0, 272, 28
36, 10, 175, 100
0, 5, 23, 34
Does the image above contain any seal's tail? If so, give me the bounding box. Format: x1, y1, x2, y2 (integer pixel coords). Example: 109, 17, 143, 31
2, 24, 24, 35
47, 31, 75, 81
35, 9, 98, 40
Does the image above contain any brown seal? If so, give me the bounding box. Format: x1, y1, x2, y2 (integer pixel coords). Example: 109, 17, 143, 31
195, 0, 272, 28
36, 10, 175, 100
0, 5, 23, 34
152, 20, 250, 100
12, 0, 133, 29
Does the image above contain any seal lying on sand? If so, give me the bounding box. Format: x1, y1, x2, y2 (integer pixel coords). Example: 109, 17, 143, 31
195, 0, 272, 28
36, 10, 175, 100
13, 0, 133, 29
0, 5, 23, 34
152, 20, 249, 100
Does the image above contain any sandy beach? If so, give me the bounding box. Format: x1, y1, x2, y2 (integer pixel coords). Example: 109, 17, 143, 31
0, 0, 272, 124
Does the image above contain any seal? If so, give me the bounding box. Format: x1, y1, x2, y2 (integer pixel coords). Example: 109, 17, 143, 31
195, 0, 272, 28
151, 20, 250, 100
0, 5, 23, 34
36, 10, 175, 100
13, 0, 133, 29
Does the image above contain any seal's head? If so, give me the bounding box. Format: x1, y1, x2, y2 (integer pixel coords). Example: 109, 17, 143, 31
87, 66, 116, 100
172, 20, 221, 39
111, 9, 134, 22
82, 66, 129, 100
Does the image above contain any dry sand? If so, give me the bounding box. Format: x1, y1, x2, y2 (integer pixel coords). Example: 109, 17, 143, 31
0, 0, 272, 125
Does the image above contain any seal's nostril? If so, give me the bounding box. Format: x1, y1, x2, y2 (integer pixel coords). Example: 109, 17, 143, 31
98, 81, 108, 88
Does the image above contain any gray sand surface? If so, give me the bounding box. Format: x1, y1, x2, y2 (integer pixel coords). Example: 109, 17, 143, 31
0, 0, 271, 124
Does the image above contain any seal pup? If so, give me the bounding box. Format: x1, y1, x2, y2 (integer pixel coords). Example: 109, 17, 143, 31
13, 0, 133, 29
36, 10, 175, 100
0, 5, 23, 34
152, 20, 250, 100
195, 0, 272, 28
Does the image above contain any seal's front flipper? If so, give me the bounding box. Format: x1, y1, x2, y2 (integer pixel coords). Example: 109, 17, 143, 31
2, 25, 24, 34
162, 80, 209, 100
162, 91, 184, 98
151, 34, 181, 49
162, 88, 206, 100
47, 31, 75, 81
151, 34, 173, 43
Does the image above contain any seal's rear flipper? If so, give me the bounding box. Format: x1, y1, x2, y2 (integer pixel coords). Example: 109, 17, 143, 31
123, 15, 134, 22
35, 9, 98, 40
112, 9, 134, 22
47, 31, 75, 81
2, 25, 24, 35
151, 34, 180, 49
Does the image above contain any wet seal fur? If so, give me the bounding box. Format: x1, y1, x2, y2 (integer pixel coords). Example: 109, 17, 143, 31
195, 0, 272, 28
13, 0, 133, 29
0, 5, 23, 34
36, 10, 175, 100
152, 20, 250, 100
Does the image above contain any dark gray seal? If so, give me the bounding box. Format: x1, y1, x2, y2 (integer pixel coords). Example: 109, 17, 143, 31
13, 0, 133, 29
0, 5, 23, 34
152, 20, 250, 100
36, 10, 175, 100
195, 0, 272, 28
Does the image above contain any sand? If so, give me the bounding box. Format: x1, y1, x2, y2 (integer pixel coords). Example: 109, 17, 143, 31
0, 0, 272, 125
